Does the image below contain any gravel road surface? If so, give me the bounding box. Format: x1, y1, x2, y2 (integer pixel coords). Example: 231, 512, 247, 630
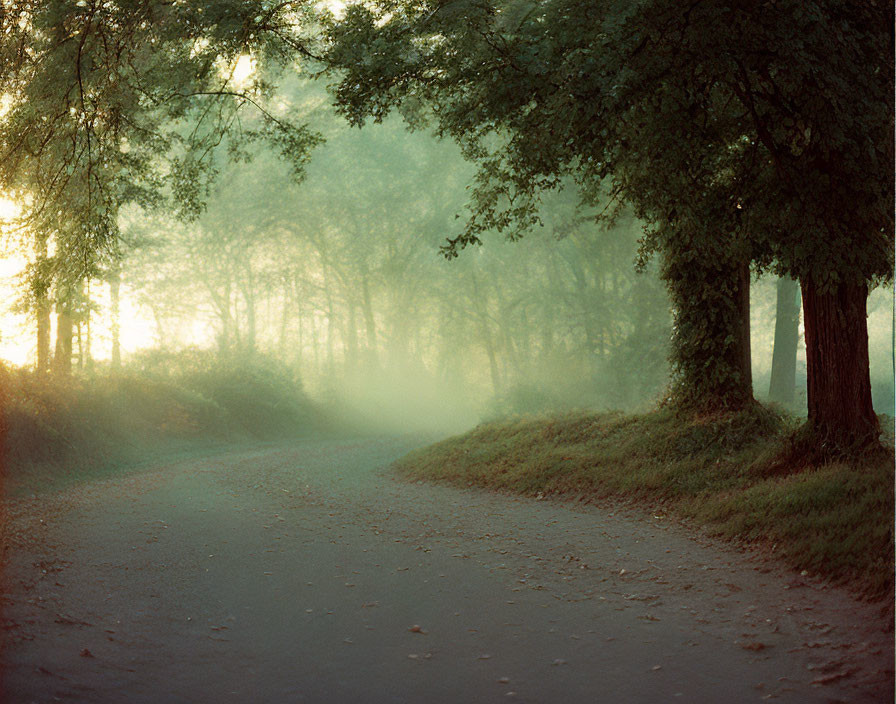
2, 436, 892, 703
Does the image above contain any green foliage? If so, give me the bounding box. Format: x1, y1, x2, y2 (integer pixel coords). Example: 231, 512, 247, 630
128, 348, 315, 440
0, 0, 323, 295
136, 349, 313, 440
1, 363, 226, 488
324, 0, 893, 420
395, 406, 894, 597
662, 246, 751, 410
118, 107, 671, 415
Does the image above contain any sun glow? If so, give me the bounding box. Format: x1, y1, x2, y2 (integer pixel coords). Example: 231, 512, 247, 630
231, 54, 255, 87
0, 194, 176, 368
0, 248, 29, 366
0, 196, 22, 222
0, 266, 177, 369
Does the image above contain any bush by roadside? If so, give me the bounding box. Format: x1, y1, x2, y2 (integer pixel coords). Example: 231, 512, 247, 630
0, 352, 321, 495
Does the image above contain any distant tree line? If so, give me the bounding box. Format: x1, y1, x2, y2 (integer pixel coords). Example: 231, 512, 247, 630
122, 108, 671, 412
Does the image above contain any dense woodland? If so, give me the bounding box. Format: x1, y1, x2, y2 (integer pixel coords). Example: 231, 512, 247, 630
0, 1, 892, 455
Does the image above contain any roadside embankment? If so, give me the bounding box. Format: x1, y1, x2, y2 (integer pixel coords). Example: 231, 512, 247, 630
394, 406, 895, 599
0, 355, 326, 496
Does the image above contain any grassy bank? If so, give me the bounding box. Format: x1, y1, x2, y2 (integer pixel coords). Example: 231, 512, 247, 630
0, 355, 324, 496
394, 406, 894, 599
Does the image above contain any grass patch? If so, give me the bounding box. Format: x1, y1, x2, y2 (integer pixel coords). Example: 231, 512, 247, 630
394, 405, 894, 599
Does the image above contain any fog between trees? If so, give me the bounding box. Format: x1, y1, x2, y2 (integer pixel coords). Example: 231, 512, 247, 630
20, 77, 878, 435
113, 81, 672, 432
1, 39, 892, 438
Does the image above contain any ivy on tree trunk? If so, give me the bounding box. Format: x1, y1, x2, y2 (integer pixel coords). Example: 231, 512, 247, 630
664, 241, 753, 412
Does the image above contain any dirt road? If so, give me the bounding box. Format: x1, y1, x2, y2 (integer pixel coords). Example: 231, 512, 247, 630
1, 436, 892, 703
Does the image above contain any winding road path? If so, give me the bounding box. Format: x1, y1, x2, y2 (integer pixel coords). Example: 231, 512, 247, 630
1, 436, 892, 703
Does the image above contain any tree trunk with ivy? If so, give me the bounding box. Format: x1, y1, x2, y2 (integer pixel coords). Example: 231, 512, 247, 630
801, 277, 879, 450
664, 243, 753, 412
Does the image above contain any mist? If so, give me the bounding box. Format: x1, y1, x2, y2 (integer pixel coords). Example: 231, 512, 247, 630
2, 4, 893, 703
93, 97, 887, 434
84, 82, 673, 435
3, 81, 892, 438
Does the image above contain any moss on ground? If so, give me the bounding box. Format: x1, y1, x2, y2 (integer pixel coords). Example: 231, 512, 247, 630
393, 405, 894, 599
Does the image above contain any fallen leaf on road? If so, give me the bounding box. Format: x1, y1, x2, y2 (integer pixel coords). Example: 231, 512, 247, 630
408, 625, 426, 634
55, 614, 91, 626
79, 648, 93, 658
811, 669, 855, 685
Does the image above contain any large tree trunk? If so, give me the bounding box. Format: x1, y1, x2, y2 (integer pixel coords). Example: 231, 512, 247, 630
35, 237, 51, 374
800, 277, 879, 449
768, 276, 800, 405
36, 296, 50, 374
663, 244, 753, 411
53, 302, 73, 374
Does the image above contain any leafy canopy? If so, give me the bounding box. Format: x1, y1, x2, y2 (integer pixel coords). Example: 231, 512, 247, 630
0, 0, 323, 284
325, 0, 893, 288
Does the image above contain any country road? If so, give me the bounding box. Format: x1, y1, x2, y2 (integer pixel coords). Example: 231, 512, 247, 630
1, 436, 892, 703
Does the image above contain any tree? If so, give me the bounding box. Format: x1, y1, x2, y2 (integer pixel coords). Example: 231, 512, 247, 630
0, 0, 322, 360
324, 0, 893, 451
768, 276, 801, 406
120, 100, 669, 416
631, 2, 892, 449
323, 0, 758, 412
